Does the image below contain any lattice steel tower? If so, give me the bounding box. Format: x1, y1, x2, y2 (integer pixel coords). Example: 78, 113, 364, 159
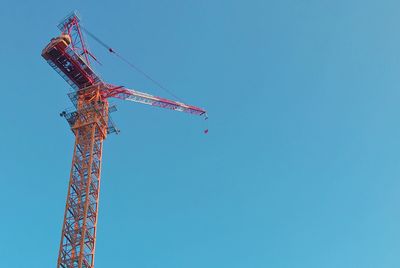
42, 12, 206, 268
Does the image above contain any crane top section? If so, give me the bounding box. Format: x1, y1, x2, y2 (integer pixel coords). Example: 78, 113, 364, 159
42, 11, 101, 90
57, 12, 92, 66
42, 11, 207, 121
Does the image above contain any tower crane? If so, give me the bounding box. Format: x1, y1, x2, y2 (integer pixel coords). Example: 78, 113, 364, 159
42, 12, 207, 268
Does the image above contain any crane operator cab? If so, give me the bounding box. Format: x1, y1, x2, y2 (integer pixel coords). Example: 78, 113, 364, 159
59, 34, 72, 46
42, 34, 71, 56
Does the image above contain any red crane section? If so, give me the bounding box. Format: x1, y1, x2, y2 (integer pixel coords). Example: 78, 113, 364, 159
42, 12, 100, 90
42, 36, 101, 90
103, 84, 206, 115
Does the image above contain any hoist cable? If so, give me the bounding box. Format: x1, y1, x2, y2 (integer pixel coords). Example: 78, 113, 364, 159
81, 26, 185, 102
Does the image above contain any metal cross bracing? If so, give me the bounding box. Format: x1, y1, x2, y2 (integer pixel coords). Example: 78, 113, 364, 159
57, 12, 92, 67
42, 11, 207, 268
57, 84, 108, 268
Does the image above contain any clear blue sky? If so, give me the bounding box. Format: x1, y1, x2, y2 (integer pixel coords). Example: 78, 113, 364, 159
1, 0, 400, 267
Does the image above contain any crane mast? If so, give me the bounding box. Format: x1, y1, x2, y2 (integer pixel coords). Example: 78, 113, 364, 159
58, 85, 108, 267
42, 12, 206, 268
